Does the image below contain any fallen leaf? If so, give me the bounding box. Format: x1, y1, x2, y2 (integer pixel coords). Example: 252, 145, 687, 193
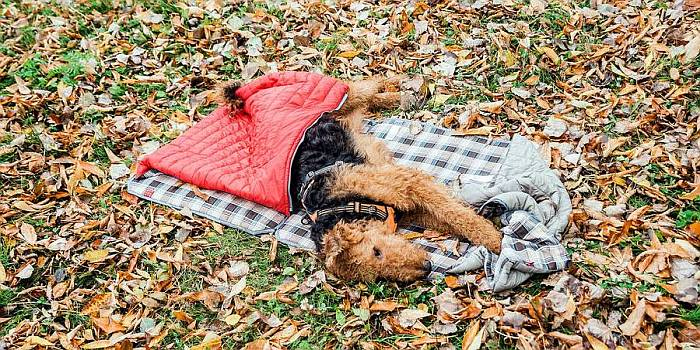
24, 336, 54, 346
84, 249, 110, 263
338, 50, 361, 58
20, 223, 37, 244
370, 300, 399, 312
16, 264, 34, 279
584, 333, 609, 350
224, 314, 241, 326
462, 321, 484, 350
397, 308, 432, 328
82, 294, 112, 315
619, 299, 646, 336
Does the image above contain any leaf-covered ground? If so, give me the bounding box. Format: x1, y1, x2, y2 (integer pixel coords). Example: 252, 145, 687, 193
1, 0, 699, 349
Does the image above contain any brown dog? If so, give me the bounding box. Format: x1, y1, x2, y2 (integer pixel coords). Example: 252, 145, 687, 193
223, 76, 503, 283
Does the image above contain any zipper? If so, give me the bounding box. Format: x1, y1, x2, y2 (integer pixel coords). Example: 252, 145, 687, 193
287, 92, 349, 214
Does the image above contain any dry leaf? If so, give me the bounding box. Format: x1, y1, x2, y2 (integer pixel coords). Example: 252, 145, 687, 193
84, 249, 110, 263
82, 294, 112, 315
619, 299, 646, 336
370, 300, 399, 312
462, 321, 482, 350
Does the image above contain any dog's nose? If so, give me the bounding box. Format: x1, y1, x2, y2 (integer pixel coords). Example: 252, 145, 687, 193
423, 260, 432, 272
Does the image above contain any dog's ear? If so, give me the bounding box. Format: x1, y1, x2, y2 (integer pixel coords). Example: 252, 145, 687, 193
322, 229, 345, 272
322, 224, 361, 272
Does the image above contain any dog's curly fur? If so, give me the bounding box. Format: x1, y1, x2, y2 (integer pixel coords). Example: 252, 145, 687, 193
221, 77, 503, 283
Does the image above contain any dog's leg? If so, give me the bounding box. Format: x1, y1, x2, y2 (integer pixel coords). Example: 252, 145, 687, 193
369, 92, 402, 110
353, 133, 395, 165
331, 164, 503, 253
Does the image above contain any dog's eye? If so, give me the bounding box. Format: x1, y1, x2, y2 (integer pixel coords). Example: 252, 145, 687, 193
373, 247, 382, 258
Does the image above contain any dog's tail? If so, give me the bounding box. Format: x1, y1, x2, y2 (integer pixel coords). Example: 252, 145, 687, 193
219, 82, 243, 109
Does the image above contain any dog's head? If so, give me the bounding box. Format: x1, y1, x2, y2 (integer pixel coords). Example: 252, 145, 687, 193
321, 220, 431, 282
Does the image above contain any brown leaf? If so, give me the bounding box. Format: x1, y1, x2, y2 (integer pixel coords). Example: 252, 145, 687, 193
20, 222, 37, 244
173, 310, 194, 323
81, 294, 112, 315
370, 300, 399, 312
462, 321, 482, 350
93, 316, 126, 334
619, 299, 646, 336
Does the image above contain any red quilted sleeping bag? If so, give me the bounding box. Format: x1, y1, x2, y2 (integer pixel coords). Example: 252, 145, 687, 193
136, 72, 349, 215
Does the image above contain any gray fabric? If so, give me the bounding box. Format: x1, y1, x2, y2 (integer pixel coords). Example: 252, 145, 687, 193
128, 118, 571, 292
458, 134, 572, 291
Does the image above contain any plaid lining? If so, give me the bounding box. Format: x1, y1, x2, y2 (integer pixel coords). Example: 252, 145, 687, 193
127, 118, 569, 285
128, 170, 284, 234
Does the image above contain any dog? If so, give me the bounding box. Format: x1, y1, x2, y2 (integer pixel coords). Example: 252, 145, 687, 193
221, 76, 503, 283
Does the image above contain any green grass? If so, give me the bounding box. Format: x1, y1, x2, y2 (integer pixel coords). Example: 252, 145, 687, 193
77, 0, 113, 14
109, 84, 127, 99
88, 138, 116, 166
15, 54, 47, 87
132, 83, 167, 99
79, 108, 106, 124
0, 288, 15, 307
0, 240, 12, 269
19, 26, 37, 48
47, 51, 95, 86
176, 268, 204, 293
675, 199, 700, 228
0, 306, 32, 337
205, 229, 306, 290
315, 37, 339, 52
679, 306, 700, 325
628, 194, 651, 208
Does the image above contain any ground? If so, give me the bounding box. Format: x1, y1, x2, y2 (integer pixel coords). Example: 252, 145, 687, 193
1, 0, 699, 349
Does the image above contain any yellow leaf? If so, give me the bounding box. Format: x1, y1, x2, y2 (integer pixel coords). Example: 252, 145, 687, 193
432, 94, 452, 106
462, 321, 483, 350
680, 185, 700, 200
84, 249, 110, 263
670, 86, 691, 99
25, 336, 54, 346
538, 46, 561, 64
224, 314, 241, 326
584, 333, 609, 350
0, 264, 5, 283
191, 332, 222, 350
337, 50, 361, 58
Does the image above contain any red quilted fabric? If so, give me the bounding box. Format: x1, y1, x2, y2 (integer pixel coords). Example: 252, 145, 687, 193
136, 72, 349, 215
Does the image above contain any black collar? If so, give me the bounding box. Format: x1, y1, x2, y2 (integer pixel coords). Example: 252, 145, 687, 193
299, 161, 346, 213
302, 201, 397, 232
